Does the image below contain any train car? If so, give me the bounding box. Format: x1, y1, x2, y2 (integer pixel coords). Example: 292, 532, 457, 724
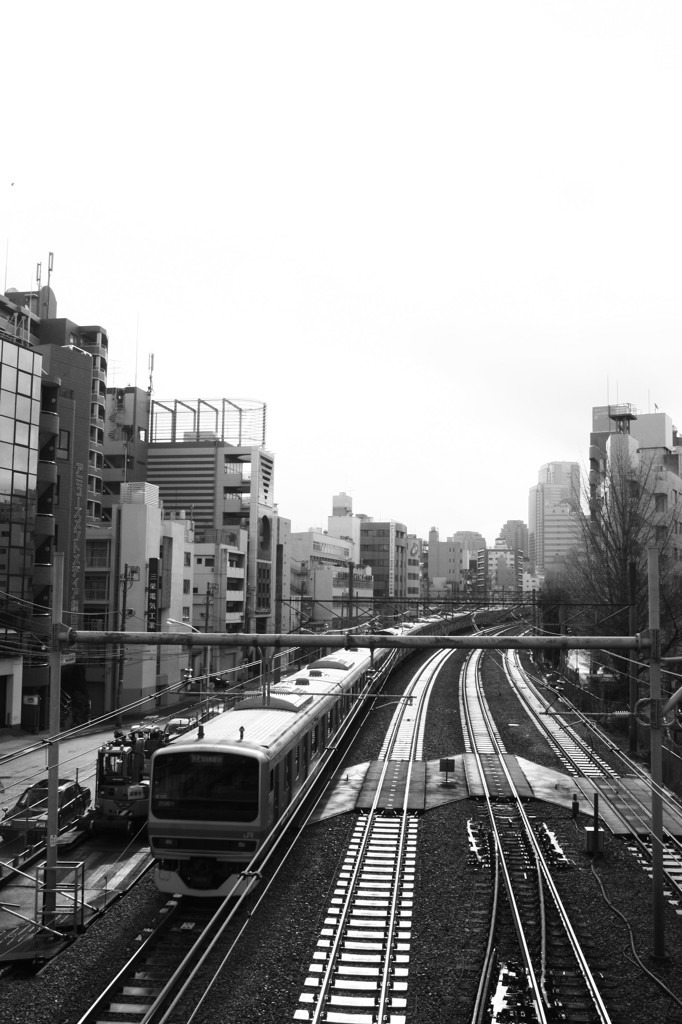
147, 619, 450, 897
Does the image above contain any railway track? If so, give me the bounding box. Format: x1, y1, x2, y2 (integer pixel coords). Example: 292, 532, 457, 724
463, 647, 613, 1023
502, 648, 682, 911
294, 648, 451, 1023
73, 896, 225, 1024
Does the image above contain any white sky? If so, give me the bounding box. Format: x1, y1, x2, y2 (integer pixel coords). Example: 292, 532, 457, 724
3, 2, 681, 546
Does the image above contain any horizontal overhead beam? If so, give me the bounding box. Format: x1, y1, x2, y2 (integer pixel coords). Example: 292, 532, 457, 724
66, 629, 651, 652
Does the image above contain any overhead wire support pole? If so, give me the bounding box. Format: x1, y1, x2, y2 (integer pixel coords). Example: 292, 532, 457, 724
70, 630, 651, 654
647, 546, 666, 961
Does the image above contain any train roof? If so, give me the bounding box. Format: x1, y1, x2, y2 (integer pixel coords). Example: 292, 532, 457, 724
153, 648, 374, 756
152, 619, 450, 761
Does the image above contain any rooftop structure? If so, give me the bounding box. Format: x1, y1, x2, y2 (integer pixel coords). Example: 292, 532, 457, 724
150, 398, 266, 447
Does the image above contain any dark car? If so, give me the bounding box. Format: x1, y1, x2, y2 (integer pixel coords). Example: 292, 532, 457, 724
162, 718, 192, 742
0, 778, 91, 844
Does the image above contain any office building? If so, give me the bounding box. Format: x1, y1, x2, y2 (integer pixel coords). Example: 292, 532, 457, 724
0, 283, 113, 726
146, 397, 288, 635
528, 462, 580, 575
359, 519, 407, 608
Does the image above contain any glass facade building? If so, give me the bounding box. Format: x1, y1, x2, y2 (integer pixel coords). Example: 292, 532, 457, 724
0, 338, 42, 606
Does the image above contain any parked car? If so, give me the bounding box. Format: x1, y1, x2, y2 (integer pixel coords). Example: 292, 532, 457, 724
0, 778, 91, 844
162, 718, 192, 741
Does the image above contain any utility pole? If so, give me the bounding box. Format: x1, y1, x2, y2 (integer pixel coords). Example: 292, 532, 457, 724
628, 559, 638, 752
116, 563, 140, 718
647, 546, 665, 960
347, 561, 355, 628
204, 583, 217, 677
43, 553, 64, 930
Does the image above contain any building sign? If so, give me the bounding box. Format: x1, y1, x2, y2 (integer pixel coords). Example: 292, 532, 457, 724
147, 558, 159, 630
388, 522, 396, 597
70, 461, 84, 613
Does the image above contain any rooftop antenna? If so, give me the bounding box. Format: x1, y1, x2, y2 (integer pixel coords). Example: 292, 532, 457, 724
134, 313, 139, 388
4, 181, 15, 295
148, 353, 154, 396
35, 262, 42, 318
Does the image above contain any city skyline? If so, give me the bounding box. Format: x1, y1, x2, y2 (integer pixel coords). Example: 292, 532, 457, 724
3, 3, 681, 545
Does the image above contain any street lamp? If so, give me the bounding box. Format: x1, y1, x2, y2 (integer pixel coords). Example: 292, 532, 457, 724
166, 619, 200, 689
166, 618, 200, 633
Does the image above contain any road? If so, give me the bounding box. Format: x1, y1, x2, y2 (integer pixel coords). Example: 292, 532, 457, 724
0, 727, 115, 814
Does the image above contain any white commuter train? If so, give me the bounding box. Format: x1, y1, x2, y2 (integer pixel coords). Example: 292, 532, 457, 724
147, 618, 449, 897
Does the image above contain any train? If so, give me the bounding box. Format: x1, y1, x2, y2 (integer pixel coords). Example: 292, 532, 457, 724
147, 617, 451, 897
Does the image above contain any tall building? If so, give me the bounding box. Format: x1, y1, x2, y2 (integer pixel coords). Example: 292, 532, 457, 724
102, 385, 151, 519
359, 519, 407, 605
427, 528, 486, 596
406, 535, 422, 604
528, 462, 580, 575
498, 520, 529, 560
589, 404, 682, 560
327, 491, 361, 554
0, 311, 46, 727
146, 397, 287, 635
0, 284, 112, 727
476, 539, 523, 598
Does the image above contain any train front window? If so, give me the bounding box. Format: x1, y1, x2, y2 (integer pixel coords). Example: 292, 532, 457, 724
151, 751, 259, 821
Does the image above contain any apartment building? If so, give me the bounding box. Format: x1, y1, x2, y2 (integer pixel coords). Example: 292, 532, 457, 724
590, 405, 682, 561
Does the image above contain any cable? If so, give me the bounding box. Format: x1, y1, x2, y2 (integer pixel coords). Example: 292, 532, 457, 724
589, 859, 682, 1012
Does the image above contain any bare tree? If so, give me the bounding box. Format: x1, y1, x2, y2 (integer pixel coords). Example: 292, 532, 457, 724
562, 440, 682, 657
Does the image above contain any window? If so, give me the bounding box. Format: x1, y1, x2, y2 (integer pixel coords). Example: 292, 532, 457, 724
183, 580, 190, 594
184, 552, 191, 567
57, 429, 70, 460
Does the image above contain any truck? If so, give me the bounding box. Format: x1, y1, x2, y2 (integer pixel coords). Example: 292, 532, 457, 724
89, 735, 150, 835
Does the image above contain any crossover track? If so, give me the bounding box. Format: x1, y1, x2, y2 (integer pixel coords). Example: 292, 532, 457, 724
463, 646, 613, 1024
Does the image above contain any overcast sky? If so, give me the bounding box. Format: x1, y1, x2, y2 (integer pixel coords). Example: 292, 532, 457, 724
3, 2, 681, 546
